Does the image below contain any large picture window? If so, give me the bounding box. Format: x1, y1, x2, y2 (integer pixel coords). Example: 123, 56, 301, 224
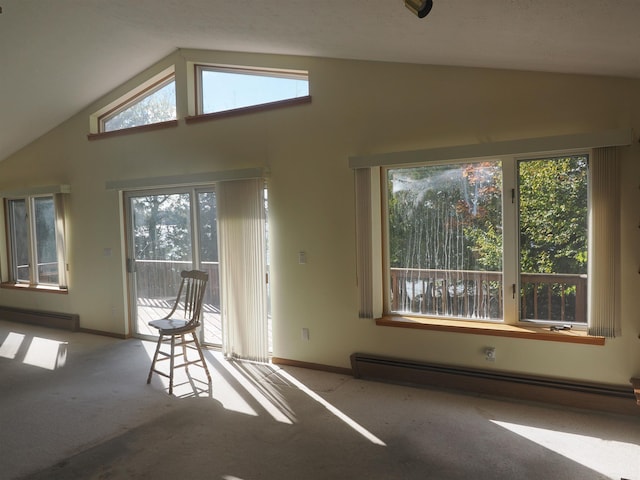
5, 194, 67, 288
385, 153, 589, 325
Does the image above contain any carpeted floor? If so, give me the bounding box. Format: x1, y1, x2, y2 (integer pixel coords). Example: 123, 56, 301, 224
1, 319, 639, 480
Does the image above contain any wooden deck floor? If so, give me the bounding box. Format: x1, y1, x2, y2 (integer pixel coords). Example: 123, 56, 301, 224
135, 299, 271, 350
135, 298, 222, 345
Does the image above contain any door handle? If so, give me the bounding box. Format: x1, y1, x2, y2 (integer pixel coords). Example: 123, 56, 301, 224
126, 258, 137, 273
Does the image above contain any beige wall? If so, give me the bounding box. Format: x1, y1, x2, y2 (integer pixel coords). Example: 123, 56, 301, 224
0, 49, 639, 386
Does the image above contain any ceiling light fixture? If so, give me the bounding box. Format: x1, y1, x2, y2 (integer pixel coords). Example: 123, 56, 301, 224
404, 0, 433, 18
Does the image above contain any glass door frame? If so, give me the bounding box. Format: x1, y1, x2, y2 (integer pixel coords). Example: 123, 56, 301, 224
124, 185, 220, 345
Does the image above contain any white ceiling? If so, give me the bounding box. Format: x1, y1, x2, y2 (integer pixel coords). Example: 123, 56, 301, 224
1, 0, 639, 162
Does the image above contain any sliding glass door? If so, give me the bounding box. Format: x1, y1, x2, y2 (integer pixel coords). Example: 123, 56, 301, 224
125, 188, 222, 345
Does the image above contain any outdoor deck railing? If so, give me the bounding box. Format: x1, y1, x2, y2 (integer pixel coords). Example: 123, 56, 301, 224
520, 272, 587, 323
134, 260, 221, 307
133, 261, 586, 323
390, 268, 587, 323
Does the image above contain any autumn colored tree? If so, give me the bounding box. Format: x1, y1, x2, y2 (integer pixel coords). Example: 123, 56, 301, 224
388, 161, 502, 272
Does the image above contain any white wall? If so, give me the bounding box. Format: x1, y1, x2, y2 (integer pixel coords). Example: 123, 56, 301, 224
0, 50, 638, 386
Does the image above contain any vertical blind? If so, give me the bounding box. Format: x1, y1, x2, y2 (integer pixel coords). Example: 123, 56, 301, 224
355, 168, 374, 318
588, 146, 621, 337
218, 178, 269, 362
54, 193, 69, 289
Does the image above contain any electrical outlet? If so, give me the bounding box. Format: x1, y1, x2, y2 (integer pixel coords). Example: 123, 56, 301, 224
485, 347, 496, 361
302, 328, 310, 341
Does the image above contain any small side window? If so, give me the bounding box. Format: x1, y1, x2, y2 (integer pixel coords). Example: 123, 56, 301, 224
196, 65, 309, 115
5, 194, 67, 288
100, 75, 176, 133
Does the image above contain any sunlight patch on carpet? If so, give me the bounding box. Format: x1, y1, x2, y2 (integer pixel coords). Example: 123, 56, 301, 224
0, 332, 25, 359
275, 368, 387, 446
217, 358, 293, 424
23, 337, 67, 370
491, 420, 640, 480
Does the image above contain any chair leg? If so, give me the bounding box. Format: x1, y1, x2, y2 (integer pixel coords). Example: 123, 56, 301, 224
147, 330, 210, 395
169, 334, 176, 395
191, 332, 212, 385
181, 334, 188, 374
147, 334, 164, 385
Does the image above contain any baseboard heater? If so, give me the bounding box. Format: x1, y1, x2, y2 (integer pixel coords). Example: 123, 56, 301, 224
351, 353, 638, 416
0, 306, 79, 332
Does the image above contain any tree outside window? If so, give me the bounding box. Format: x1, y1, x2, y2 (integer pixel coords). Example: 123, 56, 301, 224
386, 154, 588, 324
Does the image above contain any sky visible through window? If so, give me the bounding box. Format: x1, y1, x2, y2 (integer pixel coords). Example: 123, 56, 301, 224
100, 69, 308, 132
201, 70, 309, 114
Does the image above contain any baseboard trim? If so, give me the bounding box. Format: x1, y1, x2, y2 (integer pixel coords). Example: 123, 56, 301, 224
0, 306, 79, 331
271, 357, 353, 376
77, 327, 128, 339
351, 353, 639, 416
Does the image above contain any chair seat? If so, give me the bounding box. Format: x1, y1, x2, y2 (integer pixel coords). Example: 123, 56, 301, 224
148, 317, 195, 333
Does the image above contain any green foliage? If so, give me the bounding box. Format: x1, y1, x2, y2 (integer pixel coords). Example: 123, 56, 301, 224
133, 194, 192, 261
518, 156, 588, 274
466, 223, 502, 270
197, 191, 219, 263
132, 191, 221, 264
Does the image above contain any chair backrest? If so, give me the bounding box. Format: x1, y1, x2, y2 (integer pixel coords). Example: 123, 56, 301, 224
170, 270, 209, 326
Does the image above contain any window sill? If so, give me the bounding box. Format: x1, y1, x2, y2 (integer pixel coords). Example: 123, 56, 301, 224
376, 315, 605, 345
185, 95, 312, 125
87, 120, 179, 141
1, 283, 68, 294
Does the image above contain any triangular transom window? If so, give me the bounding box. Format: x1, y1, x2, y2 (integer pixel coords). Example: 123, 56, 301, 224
101, 74, 176, 133
196, 66, 309, 115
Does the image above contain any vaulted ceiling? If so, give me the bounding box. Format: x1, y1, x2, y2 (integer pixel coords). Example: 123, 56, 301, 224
1, 0, 638, 162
